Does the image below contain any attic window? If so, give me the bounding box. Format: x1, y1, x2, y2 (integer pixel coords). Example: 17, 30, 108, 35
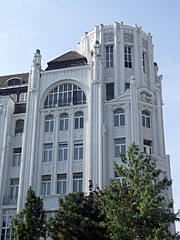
7, 77, 22, 86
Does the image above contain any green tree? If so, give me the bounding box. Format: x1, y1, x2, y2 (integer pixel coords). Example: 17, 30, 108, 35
47, 189, 109, 240
98, 143, 180, 240
12, 186, 46, 240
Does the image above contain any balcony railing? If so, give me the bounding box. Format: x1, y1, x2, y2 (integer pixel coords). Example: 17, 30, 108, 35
3, 195, 18, 205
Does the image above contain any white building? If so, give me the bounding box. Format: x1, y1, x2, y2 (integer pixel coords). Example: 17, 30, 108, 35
0, 22, 175, 239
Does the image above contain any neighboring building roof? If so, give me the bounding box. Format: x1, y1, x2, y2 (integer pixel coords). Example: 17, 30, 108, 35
45, 51, 87, 71
0, 73, 29, 89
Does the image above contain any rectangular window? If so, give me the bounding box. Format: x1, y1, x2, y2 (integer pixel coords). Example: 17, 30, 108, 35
59, 143, 68, 161
73, 172, 83, 192
124, 46, 132, 68
106, 46, 113, 68
1, 209, 16, 240
143, 139, 152, 154
114, 172, 127, 186
13, 148, 21, 167
43, 144, 53, 162
74, 143, 83, 160
106, 83, 114, 100
41, 175, 51, 195
10, 179, 19, 200
115, 138, 126, 157
57, 174, 67, 195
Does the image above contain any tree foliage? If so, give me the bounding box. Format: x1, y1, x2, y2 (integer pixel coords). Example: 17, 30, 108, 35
12, 187, 46, 240
47, 186, 109, 240
98, 143, 180, 240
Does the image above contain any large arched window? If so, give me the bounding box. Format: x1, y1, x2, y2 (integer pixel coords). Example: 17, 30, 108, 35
7, 77, 22, 86
44, 83, 86, 109
142, 111, 150, 128
15, 120, 24, 136
114, 109, 125, 127
45, 115, 54, 132
74, 112, 84, 129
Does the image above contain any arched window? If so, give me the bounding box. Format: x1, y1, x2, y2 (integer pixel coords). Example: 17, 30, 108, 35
142, 111, 150, 128
15, 120, 24, 136
74, 112, 84, 129
60, 113, 68, 131
45, 115, 54, 132
7, 77, 22, 86
44, 83, 86, 109
114, 109, 125, 127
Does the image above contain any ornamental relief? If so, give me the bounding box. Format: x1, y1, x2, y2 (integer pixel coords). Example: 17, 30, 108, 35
57, 162, 67, 173
143, 129, 152, 140
42, 164, 52, 174
142, 39, 148, 49
73, 161, 83, 172
13, 138, 22, 148
74, 129, 83, 140
104, 33, 114, 42
124, 33, 134, 43
58, 131, 68, 142
44, 133, 53, 143
113, 127, 125, 138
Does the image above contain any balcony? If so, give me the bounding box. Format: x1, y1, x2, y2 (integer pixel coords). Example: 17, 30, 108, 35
3, 195, 18, 205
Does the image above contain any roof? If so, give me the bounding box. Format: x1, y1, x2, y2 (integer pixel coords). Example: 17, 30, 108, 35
0, 73, 29, 89
46, 51, 87, 71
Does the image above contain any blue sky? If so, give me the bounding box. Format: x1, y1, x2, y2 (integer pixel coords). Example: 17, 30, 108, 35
0, 0, 179, 231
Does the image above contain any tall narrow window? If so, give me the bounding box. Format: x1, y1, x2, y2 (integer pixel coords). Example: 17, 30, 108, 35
13, 148, 21, 167
57, 174, 67, 195
43, 144, 53, 162
15, 119, 24, 136
142, 111, 150, 128
74, 143, 83, 160
124, 46, 132, 68
1, 209, 16, 240
73, 173, 83, 192
106, 46, 113, 68
74, 112, 84, 129
45, 115, 54, 132
10, 179, 19, 200
115, 138, 126, 157
41, 175, 51, 195
106, 83, 114, 100
59, 143, 68, 161
142, 52, 146, 73
143, 139, 152, 154
60, 113, 68, 131
114, 109, 125, 127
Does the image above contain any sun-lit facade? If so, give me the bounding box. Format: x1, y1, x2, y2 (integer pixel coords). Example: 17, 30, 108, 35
0, 22, 175, 239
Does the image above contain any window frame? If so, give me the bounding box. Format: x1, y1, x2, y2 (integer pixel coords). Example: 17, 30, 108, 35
105, 46, 114, 68
1, 209, 16, 240
57, 174, 67, 195
142, 111, 150, 128
12, 148, 21, 167
73, 172, 83, 192
74, 143, 83, 160
59, 113, 69, 131
41, 175, 51, 195
114, 138, 126, 158
43, 144, 53, 163
10, 179, 19, 200
59, 143, 68, 161
143, 139, 152, 154
15, 119, 24, 136
114, 109, 125, 127
124, 46, 132, 68
74, 112, 84, 129
45, 115, 54, 132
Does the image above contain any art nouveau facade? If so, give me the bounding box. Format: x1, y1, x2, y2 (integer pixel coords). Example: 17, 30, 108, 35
0, 22, 175, 239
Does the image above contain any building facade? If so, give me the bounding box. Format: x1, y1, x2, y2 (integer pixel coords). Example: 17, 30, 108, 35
0, 22, 175, 239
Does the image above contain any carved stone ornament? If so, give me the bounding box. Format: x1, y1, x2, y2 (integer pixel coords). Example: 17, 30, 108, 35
124, 33, 133, 43
141, 92, 152, 103
104, 33, 114, 42
142, 39, 148, 49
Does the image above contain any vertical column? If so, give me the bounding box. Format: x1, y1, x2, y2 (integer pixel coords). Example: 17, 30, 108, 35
52, 113, 59, 195
119, 22, 125, 95
68, 110, 74, 192
133, 26, 141, 87
130, 76, 139, 145
114, 22, 120, 97
124, 103, 132, 148
147, 33, 154, 91
151, 107, 158, 155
